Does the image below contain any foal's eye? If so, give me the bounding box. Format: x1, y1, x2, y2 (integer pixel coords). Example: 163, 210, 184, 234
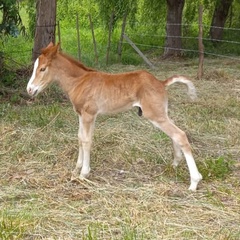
40, 67, 46, 72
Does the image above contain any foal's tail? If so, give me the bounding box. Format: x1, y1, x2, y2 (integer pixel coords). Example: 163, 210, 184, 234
163, 75, 197, 100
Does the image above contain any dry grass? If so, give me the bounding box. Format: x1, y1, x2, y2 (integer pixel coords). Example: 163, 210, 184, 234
0, 58, 240, 239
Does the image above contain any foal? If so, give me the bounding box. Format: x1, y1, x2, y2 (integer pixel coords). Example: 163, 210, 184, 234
27, 42, 202, 191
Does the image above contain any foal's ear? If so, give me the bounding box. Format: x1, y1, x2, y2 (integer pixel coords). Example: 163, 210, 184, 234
41, 42, 59, 58
50, 43, 59, 57
46, 42, 54, 48
48, 42, 61, 57
41, 42, 55, 55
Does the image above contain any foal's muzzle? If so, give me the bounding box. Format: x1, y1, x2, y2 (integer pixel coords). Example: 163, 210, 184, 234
27, 85, 39, 97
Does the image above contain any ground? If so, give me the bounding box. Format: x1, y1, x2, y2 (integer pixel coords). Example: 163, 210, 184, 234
0, 58, 240, 239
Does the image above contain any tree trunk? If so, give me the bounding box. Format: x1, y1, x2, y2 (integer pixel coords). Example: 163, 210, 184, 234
164, 0, 185, 58
32, 0, 57, 61
209, 0, 233, 43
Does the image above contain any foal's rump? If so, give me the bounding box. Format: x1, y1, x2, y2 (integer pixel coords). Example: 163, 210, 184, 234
137, 74, 196, 119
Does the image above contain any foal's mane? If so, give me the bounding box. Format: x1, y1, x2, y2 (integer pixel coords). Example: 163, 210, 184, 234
59, 52, 96, 72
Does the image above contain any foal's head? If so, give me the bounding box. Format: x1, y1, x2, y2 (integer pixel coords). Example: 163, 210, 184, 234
27, 42, 59, 97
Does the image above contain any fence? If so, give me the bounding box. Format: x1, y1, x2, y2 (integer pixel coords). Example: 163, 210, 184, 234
1, 19, 240, 72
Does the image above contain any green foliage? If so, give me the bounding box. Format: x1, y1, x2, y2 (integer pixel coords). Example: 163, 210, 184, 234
21, 0, 36, 38
94, 0, 138, 29
81, 223, 146, 239
0, 102, 67, 128
199, 156, 234, 181
122, 225, 144, 240
140, 0, 166, 31
57, 0, 97, 27
82, 224, 101, 240
184, 1, 215, 24
0, 0, 22, 37
0, 68, 16, 87
0, 210, 32, 240
121, 49, 142, 65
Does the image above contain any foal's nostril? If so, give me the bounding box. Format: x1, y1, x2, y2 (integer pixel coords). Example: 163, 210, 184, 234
27, 87, 33, 95
27, 87, 32, 94
33, 89, 38, 96
27, 86, 37, 96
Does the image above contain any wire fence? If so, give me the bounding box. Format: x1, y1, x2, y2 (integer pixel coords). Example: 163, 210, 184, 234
124, 23, 240, 58
1, 21, 240, 71
122, 36, 240, 60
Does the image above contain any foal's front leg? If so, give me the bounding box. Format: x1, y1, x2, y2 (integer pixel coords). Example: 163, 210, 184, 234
71, 133, 83, 180
71, 114, 95, 180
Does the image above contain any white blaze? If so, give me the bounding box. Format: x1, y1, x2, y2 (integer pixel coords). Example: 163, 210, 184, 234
27, 58, 39, 94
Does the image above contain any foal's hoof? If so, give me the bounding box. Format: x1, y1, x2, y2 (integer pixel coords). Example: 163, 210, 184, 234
79, 168, 91, 179
71, 175, 79, 182
70, 175, 87, 183
188, 173, 203, 191
79, 172, 90, 179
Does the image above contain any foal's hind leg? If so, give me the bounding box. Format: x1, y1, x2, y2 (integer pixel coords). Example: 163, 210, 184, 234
172, 140, 183, 167
150, 118, 202, 191
169, 119, 183, 167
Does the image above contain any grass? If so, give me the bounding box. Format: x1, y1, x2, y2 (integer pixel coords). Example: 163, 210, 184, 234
1, 58, 240, 239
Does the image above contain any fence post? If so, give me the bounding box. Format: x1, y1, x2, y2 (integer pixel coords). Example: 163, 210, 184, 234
106, 11, 114, 65
123, 34, 155, 69
57, 21, 61, 49
197, 5, 204, 79
76, 13, 81, 60
118, 13, 128, 61
88, 14, 98, 64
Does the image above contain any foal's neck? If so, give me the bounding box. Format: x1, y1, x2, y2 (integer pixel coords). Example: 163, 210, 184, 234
56, 54, 88, 77
53, 54, 93, 95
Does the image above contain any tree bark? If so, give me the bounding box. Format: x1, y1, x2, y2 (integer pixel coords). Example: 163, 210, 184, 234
209, 0, 233, 43
32, 0, 57, 61
164, 0, 185, 58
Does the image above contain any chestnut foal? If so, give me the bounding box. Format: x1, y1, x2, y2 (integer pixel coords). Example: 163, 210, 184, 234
27, 42, 202, 191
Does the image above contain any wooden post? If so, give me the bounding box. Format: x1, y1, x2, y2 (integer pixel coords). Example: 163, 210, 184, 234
106, 11, 114, 65
197, 5, 204, 79
123, 34, 155, 69
32, 0, 57, 61
76, 13, 81, 60
57, 21, 61, 44
57, 20, 62, 51
118, 13, 128, 61
88, 14, 98, 64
